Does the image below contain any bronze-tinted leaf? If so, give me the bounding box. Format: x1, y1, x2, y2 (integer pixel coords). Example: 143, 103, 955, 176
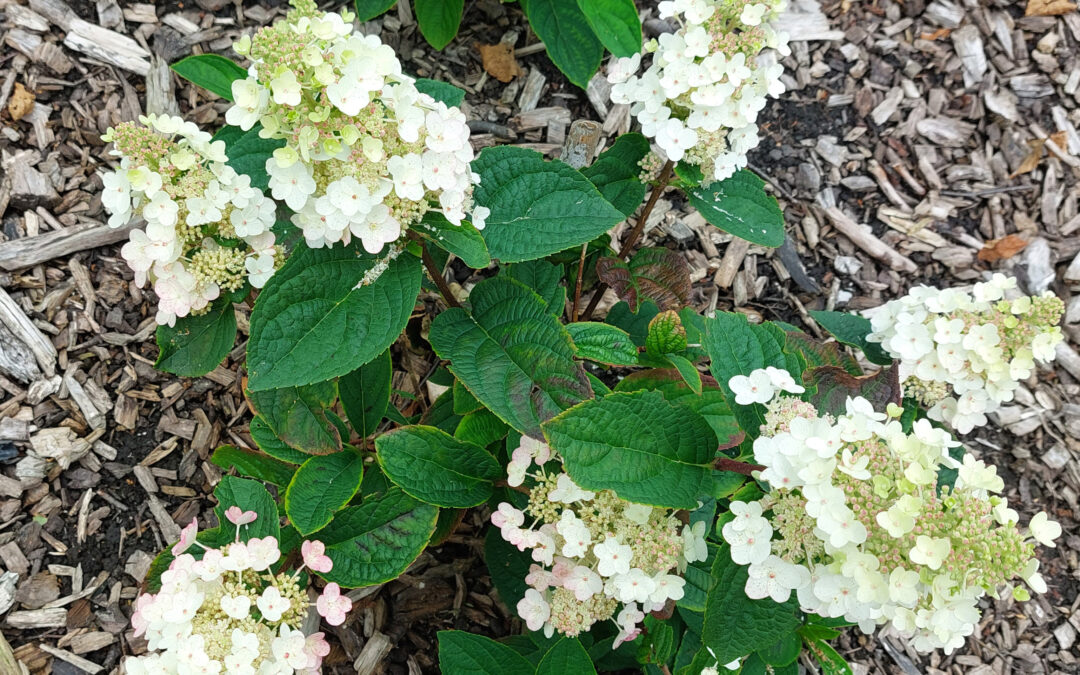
804, 365, 901, 418
596, 247, 691, 312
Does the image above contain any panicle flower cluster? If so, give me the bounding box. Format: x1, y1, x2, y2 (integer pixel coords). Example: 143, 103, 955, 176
494, 437, 707, 647
101, 115, 281, 326
226, 0, 487, 252
608, 0, 788, 182
721, 371, 1061, 654
866, 274, 1065, 433
125, 508, 352, 674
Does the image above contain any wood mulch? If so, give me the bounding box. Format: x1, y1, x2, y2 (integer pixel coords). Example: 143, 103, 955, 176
0, 0, 1078, 673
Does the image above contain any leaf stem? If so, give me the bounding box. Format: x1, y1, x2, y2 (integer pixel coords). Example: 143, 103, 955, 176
571, 243, 588, 322
580, 159, 676, 321
713, 456, 765, 475
418, 239, 462, 309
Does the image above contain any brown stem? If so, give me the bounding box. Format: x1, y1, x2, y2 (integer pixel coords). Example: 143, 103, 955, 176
419, 240, 461, 309
713, 456, 765, 476
580, 159, 676, 321
493, 479, 531, 495
571, 243, 588, 322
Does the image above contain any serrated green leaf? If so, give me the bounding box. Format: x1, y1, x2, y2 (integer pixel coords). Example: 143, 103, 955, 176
249, 415, 310, 464
678, 544, 718, 612
170, 54, 247, 100
455, 409, 509, 448
581, 133, 650, 216
415, 78, 466, 107
809, 310, 893, 366
575, 0, 640, 57
674, 161, 704, 188
213, 476, 280, 543
453, 379, 483, 415
645, 310, 688, 356
544, 390, 718, 508
339, 349, 392, 439
596, 247, 691, 312
429, 276, 592, 439
248, 381, 341, 455
438, 631, 535, 675
355, 0, 397, 21
414, 0, 463, 49
211, 124, 285, 193
502, 259, 566, 313
421, 390, 462, 433
246, 242, 421, 391
606, 300, 660, 346
567, 322, 639, 366
416, 211, 490, 269
586, 372, 612, 396
667, 354, 702, 394
702, 546, 800, 665
155, 297, 236, 377
316, 488, 437, 586
687, 170, 785, 248
520, 0, 604, 88
758, 631, 801, 667
614, 369, 741, 445
376, 426, 501, 507
805, 638, 853, 675
471, 146, 624, 262
285, 450, 365, 535
538, 638, 597, 675
211, 445, 296, 486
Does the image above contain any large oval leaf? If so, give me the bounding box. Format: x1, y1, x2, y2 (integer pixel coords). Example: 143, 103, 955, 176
438, 631, 534, 675
212, 124, 285, 193
581, 133, 650, 217
171, 54, 246, 100
315, 488, 438, 587
376, 425, 501, 507
520, 0, 604, 89
285, 450, 365, 535
247, 381, 342, 455
575, 0, 640, 58
472, 146, 624, 262
687, 170, 785, 248
246, 242, 421, 391
155, 297, 236, 377
339, 349, 392, 439
429, 276, 592, 439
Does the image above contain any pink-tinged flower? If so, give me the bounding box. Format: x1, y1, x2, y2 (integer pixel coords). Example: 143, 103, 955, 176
517, 589, 550, 631
247, 536, 281, 572
316, 583, 352, 626
301, 540, 333, 573
225, 506, 258, 526
171, 517, 199, 555
303, 632, 331, 670
491, 503, 525, 529
131, 593, 154, 637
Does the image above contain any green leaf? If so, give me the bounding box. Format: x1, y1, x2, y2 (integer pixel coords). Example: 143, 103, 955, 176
429, 276, 592, 439
567, 322, 639, 366
805, 638, 853, 675
339, 349, 392, 439
285, 450, 365, 535
758, 631, 801, 667
702, 546, 800, 665
687, 170, 785, 248
543, 390, 718, 508
170, 54, 247, 100
645, 310, 688, 357
455, 409, 510, 448
503, 259, 566, 313
414, 0, 463, 49
606, 300, 660, 346
415, 78, 466, 107
249, 415, 310, 465
520, 0, 604, 88
581, 133, 650, 216
376, 425, 501, 507
484, 524, 533, 609
809, 310, 893, 366
614, 369, 741, 445
416, 212, 490, 269
246, 242, 421, 391
678, 545, 718, 612
667, 354, 702, 394
211, 124, 285, 193
355, 0, 398, 21
213, 476, 280, 542
453, 379, 483, 415
576, 0, 641, 57
596, 247, 691, 312
438, 631, 535, 675
674, 161, 704, 188
421, 390, 463, 433
472, 146, 624, 262
537, 638, 597, 675
316, 488, 437, 586
638, 616, 676, 666
155, 297, 236, 377
248, 381, 342, 455
210, 445, 297, 486
785, 331, 861, 375
805, 365, 902, 418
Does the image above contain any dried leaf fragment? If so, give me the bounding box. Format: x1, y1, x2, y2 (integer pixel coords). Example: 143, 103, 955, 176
476, 43, 522, 83
1011, 138, 1046, 177
977, 234, 1029, 262
1025, 0, 1077, 16
8, 83, 34, 122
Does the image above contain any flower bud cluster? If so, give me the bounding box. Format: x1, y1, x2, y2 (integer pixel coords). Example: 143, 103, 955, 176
494, 437, 707, 647
608, 0, 789, 181
866, 274, 1064, 433
226, 0, 487, 252
721, 371, 1060, 654
125, 509, 352, 674
101, 115, 281, 326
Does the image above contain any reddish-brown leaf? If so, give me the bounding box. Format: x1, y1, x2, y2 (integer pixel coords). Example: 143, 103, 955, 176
1025, 0, 1077, 16
476, 43, 522, 82
977, 234, 1029, 262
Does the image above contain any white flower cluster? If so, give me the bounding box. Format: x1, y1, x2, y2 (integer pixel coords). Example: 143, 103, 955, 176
125, 509, 352, 674
494, 437, 706, 647
608, 0, 788, 181
225, 0, 486, 252
721, 371, 1059, 653
101, 114, 280, 326
867, 274, 1065, 433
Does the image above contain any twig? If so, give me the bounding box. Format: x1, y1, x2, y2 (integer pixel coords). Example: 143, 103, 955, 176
571, 243, 588, 322
580, 160, 676, 321
713, 457, 765, 475
493, 479, 531, 495
418, 240, 461, 309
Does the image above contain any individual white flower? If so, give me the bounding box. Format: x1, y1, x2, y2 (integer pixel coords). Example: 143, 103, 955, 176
594, 536, 633, 577
610, 568, 657, 604
256, 586, 290, 622
549, 473, 595, 504
225, 79, 268, 129
887, 567, 921, 606
517, 589, 550, 631
729, 370, 776, 405
564, 565, 603, 602
1028, 512, 1062, 547
556, 511, 593, 558
956, 454, 1004, 495
722, 520, 772, 565
649, 573, 686, 604
220, 594, 251, 620
909, 535, 951, 570
266, 159, 316, 211
269, 70, 302, 106
740, 3, 768, 25
745, 556, 809, 603
654, 119, 698, 162
876, 503, 916, 538
682, 521, 708, 563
